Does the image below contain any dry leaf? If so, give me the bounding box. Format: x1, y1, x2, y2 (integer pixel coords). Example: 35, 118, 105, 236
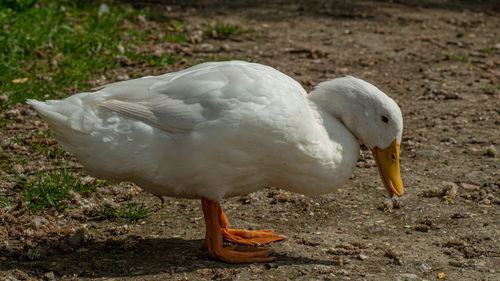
12, 78, 28, 83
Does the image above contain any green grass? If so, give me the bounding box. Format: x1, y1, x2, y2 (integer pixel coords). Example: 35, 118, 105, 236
205, 23, 252, 36
0, 0, 37, 11
17, 168, 105, 211
480, 47, 496, 54
12, 131, 66, 158
0, 194, 11, 209
99, 200, 151, 222
452, 56, 468, 62
172, 21, 185, 29
1, 154, 28, 174
162, 33, 189, 43
0, 0, 184, 112
29, 134, 67, 158
125, 52, 182, 67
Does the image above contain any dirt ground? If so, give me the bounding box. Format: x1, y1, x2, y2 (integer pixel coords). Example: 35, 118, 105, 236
1, 1, 499, 280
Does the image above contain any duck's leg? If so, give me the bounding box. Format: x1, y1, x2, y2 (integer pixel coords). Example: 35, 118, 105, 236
218, 204, 286, 246
201, 197, 273, 263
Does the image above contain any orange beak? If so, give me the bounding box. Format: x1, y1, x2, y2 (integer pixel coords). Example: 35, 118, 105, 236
371, 139, 404, 198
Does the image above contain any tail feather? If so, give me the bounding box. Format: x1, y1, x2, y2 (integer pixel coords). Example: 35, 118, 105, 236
26, 98, 91, 153
26, 99, 69, 126
27, 97, 91, 133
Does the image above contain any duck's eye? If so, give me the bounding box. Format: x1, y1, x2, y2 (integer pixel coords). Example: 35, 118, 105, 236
381, 115, 389, 123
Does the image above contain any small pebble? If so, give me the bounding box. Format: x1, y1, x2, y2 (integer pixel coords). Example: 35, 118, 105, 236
484, 145, 497, 157
116, 74, 130, 81
80, 176, 96, 185
337, 268, 349, 275
400, 273, 419, 280
358, 254, 369, 260
44, 271, 55, 281
12, 164, 25, 174
418, 263, 432, 273
461, 183, 479, 191
479, 189, 487, 198
0, 94, 8, 103
385, 248, 404, 265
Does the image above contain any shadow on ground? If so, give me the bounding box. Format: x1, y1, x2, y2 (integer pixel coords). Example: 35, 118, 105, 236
1, 236, 336, 278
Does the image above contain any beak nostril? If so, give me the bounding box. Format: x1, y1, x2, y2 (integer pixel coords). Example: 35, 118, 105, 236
391, 153, 396, 161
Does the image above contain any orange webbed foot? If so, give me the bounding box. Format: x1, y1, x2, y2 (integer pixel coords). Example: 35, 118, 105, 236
201, 197, 282, 263
222, 228, 286, 246
217, 202, 286, 246
210, 246, 274, 264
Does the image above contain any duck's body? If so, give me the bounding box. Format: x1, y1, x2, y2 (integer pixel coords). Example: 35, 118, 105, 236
28, 61, 404, 263
29, 61, 358, 200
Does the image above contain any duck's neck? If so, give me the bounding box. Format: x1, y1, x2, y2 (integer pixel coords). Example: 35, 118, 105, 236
279, 95, 360, 195
308, 85, 366, 144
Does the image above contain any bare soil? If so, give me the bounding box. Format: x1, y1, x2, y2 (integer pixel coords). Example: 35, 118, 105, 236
1, 1, 499, 280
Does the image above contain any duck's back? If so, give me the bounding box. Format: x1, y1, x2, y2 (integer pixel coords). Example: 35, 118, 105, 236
28, 61, 342, 200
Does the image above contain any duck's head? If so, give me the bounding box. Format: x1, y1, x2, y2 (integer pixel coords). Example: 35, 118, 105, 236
309, 76, 404, 197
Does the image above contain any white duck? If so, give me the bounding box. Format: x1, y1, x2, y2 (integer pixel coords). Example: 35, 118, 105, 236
28, 60, 404, 263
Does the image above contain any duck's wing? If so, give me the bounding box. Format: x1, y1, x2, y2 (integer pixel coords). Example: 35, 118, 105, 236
99, 94, 205, 133
95, 63, 229, 133
97, 61, 304, 134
